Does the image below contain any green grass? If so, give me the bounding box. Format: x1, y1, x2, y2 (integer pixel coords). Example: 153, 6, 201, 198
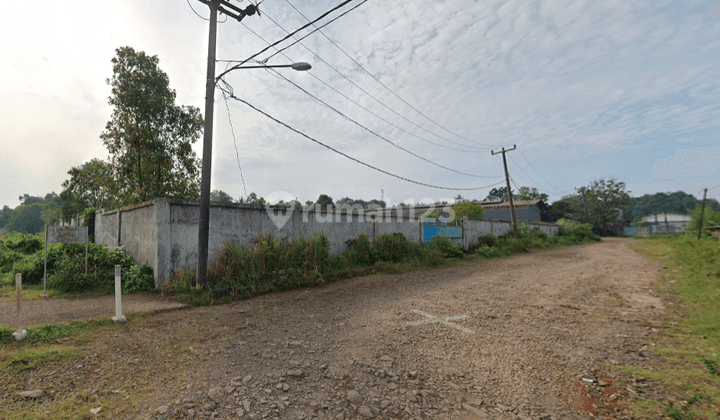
623, 236, 720, 419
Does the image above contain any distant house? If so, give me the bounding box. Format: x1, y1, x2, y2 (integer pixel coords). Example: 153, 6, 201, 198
638, 213, 692, 235
477, 199, 549, 223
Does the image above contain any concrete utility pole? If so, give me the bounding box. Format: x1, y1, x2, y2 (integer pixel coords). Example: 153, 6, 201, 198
698, 188, 708, 240
195, 0, 258, 288
491, 145, 518, 237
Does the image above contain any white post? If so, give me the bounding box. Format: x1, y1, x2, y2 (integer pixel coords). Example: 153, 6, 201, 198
12, 274, 27, 341
112, 265, 126, 323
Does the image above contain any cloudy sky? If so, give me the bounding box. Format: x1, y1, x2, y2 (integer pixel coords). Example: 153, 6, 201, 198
1, 0, 719, 209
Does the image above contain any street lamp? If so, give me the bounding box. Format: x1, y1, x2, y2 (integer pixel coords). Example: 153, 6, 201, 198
196, 9, 311, 289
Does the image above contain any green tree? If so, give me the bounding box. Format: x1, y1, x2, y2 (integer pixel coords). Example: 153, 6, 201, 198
578, 179, 631, 236
239, 192, 266, 205
688, 206, 720, 237
484, 186, 516, 202
210, 189, 234, 204
316, 194, 334, 208
450, 201, 485, 222
516, 186, 549, 202
100, 46, 203, 206
7, 203, 44, 234
60, 158, 115, 221
0, 205, 14, 231
547, 194, 580, 223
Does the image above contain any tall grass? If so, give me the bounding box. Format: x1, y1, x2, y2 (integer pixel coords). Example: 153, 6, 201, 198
624, 235, 720, 419
163, 232, 462, 305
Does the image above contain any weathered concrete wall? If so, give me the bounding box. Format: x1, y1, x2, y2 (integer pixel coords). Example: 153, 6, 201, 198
96, 199, 557, 286
462, 219, 558, 249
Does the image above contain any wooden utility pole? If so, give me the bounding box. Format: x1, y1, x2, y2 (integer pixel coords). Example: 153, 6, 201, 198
664, 212, 670, 234
491, 145, 518, 237
698, 188, 708, 240
580, 188, 590, 223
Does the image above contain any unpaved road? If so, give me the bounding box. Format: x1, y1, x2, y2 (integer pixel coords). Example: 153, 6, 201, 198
7, 239, 666, 419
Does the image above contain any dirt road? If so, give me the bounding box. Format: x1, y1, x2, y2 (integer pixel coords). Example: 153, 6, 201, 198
8, 239, 666, 419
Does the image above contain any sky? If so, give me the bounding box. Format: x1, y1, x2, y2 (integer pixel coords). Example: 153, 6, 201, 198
1, 0, 719, 209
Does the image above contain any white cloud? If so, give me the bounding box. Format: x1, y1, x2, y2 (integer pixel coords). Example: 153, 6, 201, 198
651, 147, 720, 179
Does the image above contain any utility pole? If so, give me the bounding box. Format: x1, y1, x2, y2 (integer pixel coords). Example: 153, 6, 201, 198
491, 145, 518, 237
195, 0, 258, 288
698, 188, 708, 240
580, 188, 590, 223
664, 212, 670, 234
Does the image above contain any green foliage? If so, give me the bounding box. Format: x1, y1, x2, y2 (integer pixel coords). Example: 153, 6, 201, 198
316, 194, 334, 208
557, 218, 601, 241
450, 201, 485, 223
205, 233, 330, 298
577, 179, 631, 235
60, 159, 115, 220
475, 246, 500, 258
210, 189, 235, 204
484, 186, 516, 202
427, 237, 464, 258
626, 191, 720, 222
0, 232, 154, 293
100, 46, 203, 206
688, 206, 720, 234
479, 233, 497, 248
516, 186, 549, 202
345, 234, 372, 266
371, 233, 420, 263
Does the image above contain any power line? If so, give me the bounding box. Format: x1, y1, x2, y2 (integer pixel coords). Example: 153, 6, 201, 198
216, 0, 360, 81
266, 67, 502, 179
263, 0, 369, 63
516, 148, 563, 193
221, 91, 506, 191
232, 20, 486, 154
507, 154, 541, 190
187, 0, 228, 22
282, 0, 501, 150
222, 93, 248, 199
258, 9, 492, 152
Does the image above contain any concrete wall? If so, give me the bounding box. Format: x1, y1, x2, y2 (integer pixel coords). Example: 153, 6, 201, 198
96, 198, 557, 286
482, 206, 541, 223
462, 218, 559, 249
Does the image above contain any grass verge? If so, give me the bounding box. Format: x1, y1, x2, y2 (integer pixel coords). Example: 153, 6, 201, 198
622, 235, 720, 419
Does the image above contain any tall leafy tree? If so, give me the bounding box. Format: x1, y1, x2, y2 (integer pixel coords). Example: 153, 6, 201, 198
0, 205, 13, 231
578, 178, 631, 236
484, 186, 517, 202
100, 46, 203, 206
60, 158, 115, 221
210, 190, 234, 204
316, 194, 334, 207
516, 187, 549, 202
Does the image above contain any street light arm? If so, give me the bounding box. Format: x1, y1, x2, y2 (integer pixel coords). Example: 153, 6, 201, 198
215, 62, 311, 82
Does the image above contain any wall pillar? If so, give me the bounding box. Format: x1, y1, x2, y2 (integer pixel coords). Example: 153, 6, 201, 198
154, 198, 172, 287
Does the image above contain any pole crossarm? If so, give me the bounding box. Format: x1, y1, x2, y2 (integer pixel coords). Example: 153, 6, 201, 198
194, 0, 256, 22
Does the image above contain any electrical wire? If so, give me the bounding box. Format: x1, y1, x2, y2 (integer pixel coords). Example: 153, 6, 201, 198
265, 67, 501, 179
258, 10, 492, 152
283, 0, 502, 150
507, 154, 541, 190
232, 21, 485, 154
263, 0, 369, 62
516, 148, 563, 194
220, 91, 506, 191
187, 0, 228, 23
222, 93, 248, 199
216, 0, 359, 81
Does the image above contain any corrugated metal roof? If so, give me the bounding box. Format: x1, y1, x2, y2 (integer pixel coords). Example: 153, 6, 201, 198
640, 213, 693, 222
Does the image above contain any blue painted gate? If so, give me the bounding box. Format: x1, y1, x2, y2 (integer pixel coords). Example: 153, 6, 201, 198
422, 219, 463, 247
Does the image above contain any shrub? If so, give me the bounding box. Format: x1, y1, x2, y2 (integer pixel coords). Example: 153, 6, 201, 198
531, 227, 548, 240
479, 233, 497, 248
428, 237, 464, 259
346, 234, 372, 266
475, 245, 500, 259
371, 233, 418, 263
557, 218, 600, 242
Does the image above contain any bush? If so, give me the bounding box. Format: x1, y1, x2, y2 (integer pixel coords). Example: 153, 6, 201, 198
428, 237, 464, 259
371, 233, 419, 263
557, 218, 600, 242
346, 234, 372, 266
479, 233, 497, 248
476, 245, 500, 259
207, 233, 330, 298
531, 227, 548, 240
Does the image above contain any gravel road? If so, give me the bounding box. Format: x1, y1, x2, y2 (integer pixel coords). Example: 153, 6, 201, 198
8, 238, 666, 419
